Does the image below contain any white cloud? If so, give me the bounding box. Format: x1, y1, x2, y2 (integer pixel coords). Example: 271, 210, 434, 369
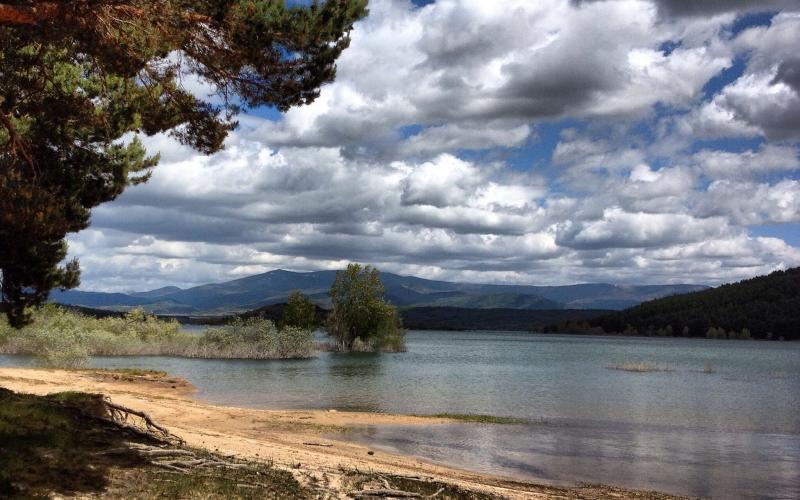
697, 179, 800, 225
694, 145, 800, 179
555, 208, 729, 249
63, 0, 800, 291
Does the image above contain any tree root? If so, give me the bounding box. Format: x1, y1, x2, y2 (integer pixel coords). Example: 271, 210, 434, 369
124, 441, 266, 476
429, 486, 446, 498
102, 398, 184, 446
134, 448, 197, 458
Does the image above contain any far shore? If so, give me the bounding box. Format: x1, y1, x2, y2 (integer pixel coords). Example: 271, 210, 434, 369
0, 367, 693, 499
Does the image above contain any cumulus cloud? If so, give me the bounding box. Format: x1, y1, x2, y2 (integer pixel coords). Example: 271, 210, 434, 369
555, 208, 729, 249
693, 145, 800, 179
577, 0, 797, 18
250, 0, 729, 155
696, 180, 800, 225
63, 0, 800, 291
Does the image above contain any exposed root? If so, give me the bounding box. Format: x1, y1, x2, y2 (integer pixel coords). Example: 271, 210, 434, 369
153, 462, 190, 473
123, 440, 267, 477
429, 486, 446, 498
134, 449, 197, 458
103, 398, 184, 446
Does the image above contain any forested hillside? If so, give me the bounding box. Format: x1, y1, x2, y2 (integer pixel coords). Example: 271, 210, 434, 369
562, 268, 799, 340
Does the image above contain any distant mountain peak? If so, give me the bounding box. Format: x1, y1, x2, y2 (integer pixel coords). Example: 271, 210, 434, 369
50, 269, 708, 315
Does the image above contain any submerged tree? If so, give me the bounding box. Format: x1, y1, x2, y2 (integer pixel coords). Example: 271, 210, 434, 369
327, 263, 405, 352
281, 289, 316, 330
0, 1, 368, 327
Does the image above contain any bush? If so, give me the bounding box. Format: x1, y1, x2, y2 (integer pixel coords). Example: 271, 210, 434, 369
281, 290, 317, 330
0, 306, 315, 363
195, 318, 314, 359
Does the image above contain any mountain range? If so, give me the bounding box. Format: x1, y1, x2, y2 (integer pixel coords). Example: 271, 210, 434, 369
49, 269, 708, 315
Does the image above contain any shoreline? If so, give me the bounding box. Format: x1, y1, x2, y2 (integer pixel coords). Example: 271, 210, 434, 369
0, 367, 692, 499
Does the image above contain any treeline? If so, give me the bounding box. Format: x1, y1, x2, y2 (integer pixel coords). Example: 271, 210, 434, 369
546, 267, 799, 340
169, 302, 328, 327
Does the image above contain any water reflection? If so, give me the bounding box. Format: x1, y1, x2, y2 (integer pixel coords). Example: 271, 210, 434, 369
327, 352, 384, 379
346, 419, 800, 499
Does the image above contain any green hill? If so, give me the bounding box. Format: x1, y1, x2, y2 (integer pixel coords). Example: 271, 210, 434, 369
567, 268, 800, 340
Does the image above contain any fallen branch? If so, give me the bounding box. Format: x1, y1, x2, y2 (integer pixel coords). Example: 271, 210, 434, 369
303, 442, 334, 447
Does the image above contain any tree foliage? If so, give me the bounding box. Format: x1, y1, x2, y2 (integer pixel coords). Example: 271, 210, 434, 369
281, 289, 316, 330
584, 267, 800, 340
326, 263, 404, 352
0, 0, 368, 327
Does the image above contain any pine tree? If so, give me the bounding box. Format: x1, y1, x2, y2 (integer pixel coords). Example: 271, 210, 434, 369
0, 1, 368, 327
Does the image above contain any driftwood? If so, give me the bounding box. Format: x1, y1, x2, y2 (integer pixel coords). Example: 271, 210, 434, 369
302, 442, 334, 447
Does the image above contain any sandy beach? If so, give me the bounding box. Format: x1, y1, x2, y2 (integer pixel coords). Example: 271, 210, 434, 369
0, 367, 691, 499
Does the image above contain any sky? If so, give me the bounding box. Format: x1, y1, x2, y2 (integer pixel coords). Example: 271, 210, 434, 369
67, 0, 800, 292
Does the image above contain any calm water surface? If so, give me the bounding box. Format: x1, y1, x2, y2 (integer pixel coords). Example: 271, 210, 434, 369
2, 331, 799, 499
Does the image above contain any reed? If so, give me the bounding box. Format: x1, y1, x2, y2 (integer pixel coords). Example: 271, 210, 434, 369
0, 306, 315, 367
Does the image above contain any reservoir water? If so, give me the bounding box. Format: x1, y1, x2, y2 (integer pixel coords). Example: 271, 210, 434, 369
2, 331, 799, 498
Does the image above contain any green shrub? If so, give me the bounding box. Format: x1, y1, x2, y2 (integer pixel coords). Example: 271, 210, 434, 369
281, 290, 317, 330
0, 306, 315, 362
197, 318, 314, 359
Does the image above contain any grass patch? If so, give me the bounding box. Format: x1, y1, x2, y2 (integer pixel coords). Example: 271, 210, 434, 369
607, 361, 674, 373
134, 461, 307, 499
428, 413, 528, 424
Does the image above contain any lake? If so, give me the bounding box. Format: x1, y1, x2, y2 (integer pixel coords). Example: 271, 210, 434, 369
2, 331, 799, 499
